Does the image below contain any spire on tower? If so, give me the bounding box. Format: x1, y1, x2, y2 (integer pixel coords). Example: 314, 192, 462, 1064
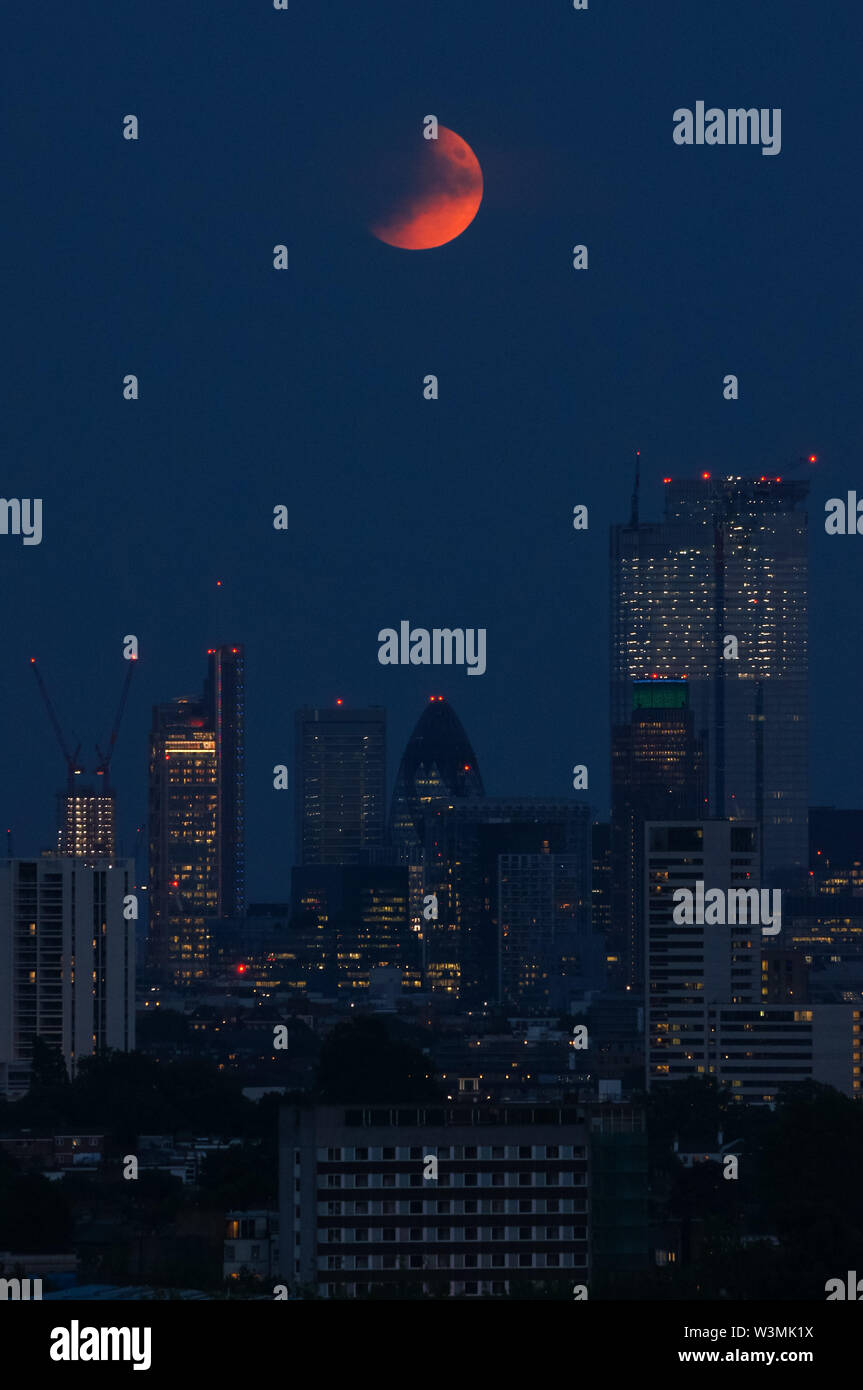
630, 450, 641, 526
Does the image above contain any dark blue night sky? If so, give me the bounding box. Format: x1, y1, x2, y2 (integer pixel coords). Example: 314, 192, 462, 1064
3, 0, 861, 895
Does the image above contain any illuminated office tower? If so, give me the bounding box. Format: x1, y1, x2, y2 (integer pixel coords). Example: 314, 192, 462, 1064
0, 857, 135, 1097
295, 705, 386, 866
610, 679, 705, 989
390, 696, 484, 936
148, 647, 245, 980
611, 474, 808, 881
148, 696, 219, 980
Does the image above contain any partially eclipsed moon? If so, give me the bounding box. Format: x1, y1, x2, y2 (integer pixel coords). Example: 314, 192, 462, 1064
370, 126, 483, 250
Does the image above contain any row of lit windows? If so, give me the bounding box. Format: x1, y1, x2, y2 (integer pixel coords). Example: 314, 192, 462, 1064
319, 1253, 584, 1272
320, 1226, 581, 1242
320, 1199, 580, 1217
319, 1173, 583, 1189
316, 1144, 580, 1161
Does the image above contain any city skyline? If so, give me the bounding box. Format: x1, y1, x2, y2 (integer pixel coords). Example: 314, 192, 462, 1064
3, 462, 850, 905
4, 0, 863, 1324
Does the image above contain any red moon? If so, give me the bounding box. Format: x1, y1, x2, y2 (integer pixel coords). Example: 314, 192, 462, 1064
370, 126, 483, 250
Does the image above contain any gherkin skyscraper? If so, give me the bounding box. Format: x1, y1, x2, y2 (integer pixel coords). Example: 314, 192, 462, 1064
390, 697, 484, 939
391, 697, 484, 847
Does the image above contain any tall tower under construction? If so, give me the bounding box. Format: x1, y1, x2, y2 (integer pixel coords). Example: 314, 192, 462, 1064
31, 654, 137, 864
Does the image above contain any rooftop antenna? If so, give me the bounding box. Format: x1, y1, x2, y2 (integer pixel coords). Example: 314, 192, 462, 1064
630, 450, 641, 525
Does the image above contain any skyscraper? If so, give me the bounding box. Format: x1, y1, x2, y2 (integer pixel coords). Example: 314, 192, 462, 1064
148, 696, 219, 979
610, 678, 705, 988
498, 849, 598, 1007
295, 705, 386, 866
390, 696, 484, 852
611, 474, 809, 881
31, 653, 136, 863
390, 695, 484, 936
204, 645, 246, 917
424, 797, 594, 1005
148, 646, 245, 980
0, 857, 136, 1097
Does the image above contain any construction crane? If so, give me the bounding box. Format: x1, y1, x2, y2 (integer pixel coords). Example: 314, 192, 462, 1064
30, 655, 137, 787
95, 658, 136, 790
29, 658, 84, 793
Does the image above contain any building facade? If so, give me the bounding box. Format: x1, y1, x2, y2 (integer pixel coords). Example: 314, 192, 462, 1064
611, 476, 809, 883
610, 678, 705, 989
423, 798, 594, 1005
279, 1102, 590, 1298
290, 864, 421, 994
57, 791, 116, 861
644, 819, 859, 1101
0, 857, 135, 1097
148, 696, 219, 980
148, 646, 245, 981
205, 645, 246, 919
390, 697, 484, 938
295, 706, 387, 867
